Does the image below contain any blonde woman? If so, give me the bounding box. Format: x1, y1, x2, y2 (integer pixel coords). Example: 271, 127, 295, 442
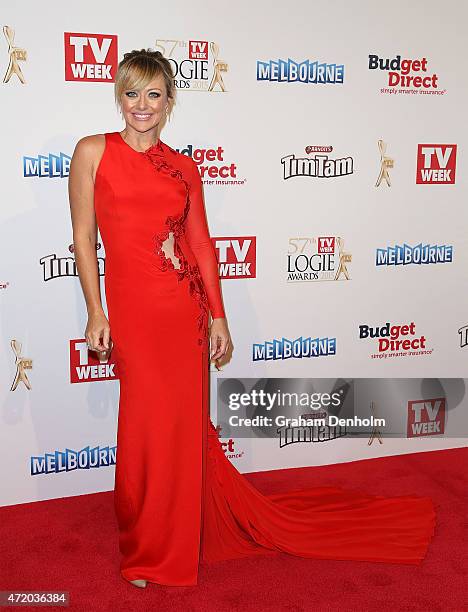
69, 49, 435, 589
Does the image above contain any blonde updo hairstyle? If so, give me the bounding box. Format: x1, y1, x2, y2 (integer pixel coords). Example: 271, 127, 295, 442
114, 49, 176, 121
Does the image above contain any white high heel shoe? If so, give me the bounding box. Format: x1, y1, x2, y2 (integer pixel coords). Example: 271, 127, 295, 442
130, 579, 147, 588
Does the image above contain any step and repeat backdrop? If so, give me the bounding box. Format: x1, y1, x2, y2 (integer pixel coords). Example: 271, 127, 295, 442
1, 0, 468, 506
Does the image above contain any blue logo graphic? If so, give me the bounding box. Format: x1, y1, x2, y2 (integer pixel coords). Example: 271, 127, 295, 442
256, 59, 344, 83
253, 336, 336, 361
376, 243, 453, 266
23, 153, 71, 178
30, 444, 116, 475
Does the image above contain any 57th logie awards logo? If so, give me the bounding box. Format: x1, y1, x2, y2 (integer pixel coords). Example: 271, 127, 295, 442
3, 25, 26, 84
154, 39, 228, 91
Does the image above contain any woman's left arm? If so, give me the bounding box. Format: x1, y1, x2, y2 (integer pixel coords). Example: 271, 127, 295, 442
184, 157, 231, 360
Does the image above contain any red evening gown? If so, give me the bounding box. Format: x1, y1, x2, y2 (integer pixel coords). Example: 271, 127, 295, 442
93, 131, 436, 587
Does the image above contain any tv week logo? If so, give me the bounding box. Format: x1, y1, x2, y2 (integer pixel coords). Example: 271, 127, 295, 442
64, 33, 118, 82
189, 41, 208, 60
416, 144, 457, 184
69, 339, 119, 383
212, 237, 256, 279
407, 398, 446, 437
318, 237, 335, 253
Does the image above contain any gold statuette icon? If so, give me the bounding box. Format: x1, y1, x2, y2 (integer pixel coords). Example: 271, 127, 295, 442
334, 237, 352, 281
375, 140, 393, 187
10, 339, 32, 391
3, 26, 27, 84
368, 401, 383, 445
208, 42, 228, 92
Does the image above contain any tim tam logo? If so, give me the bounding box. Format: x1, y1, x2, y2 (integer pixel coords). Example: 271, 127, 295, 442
40, 243, 105, 281
212, 237, 256, 279
70, 339, 119, 383
64, 32, 118, 82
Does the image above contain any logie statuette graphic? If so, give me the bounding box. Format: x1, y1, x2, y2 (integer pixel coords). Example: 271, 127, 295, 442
10, 339, 33, 391
3, 25, 27, 84
375, 140, 394, 187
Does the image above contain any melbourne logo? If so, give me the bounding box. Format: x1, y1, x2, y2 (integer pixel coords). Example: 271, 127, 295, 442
31, 444, 116, 475
213, 237, 256, 279
23, 152, 71, 178
40, 243, 105, 281
369, 54, 445, 95
154, 39, 228, 91
359, 321, 433, 359
64, 32, 118, 82
376, 242, 453, 266
257, 59, 344, 83
407, 398, 446, 437
416, 144, 456, 184
3, 25, 26, 84
287, 236, 352, 282
177, 144, 245, 185
282, 145, 353, 179
253, 335, 336, 361
70, 339, 119, 383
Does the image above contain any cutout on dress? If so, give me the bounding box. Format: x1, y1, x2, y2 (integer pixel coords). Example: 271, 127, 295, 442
160, 231, 181, 269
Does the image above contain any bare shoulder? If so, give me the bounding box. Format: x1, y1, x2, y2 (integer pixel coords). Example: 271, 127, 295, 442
71, 134, 106, 181
73, 133, 105, 158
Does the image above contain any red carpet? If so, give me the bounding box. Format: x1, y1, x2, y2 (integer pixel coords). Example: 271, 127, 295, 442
0, 447, 466, 612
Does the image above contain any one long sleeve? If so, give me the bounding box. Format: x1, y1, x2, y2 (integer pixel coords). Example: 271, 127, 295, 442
184, 157, 226, 319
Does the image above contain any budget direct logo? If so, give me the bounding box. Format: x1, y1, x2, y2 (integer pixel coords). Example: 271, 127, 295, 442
154, 39, 228, 91
23, 153, 71, 178
70, 339, 119, 383
216, 425, 245, 460
40, 244, 105, 281
359, 321, 433, 359
376, 243, 453, 266
257, 59, 344, 83
177, 144, 245, 185
416, 144, 457, 184
212, 237, 256, 279
64, 32, 118, 82
369, 54, 445, 95
287, 236, 352, 282
30, 444, 117, 475
407, 398, 446, 437
282, 145, 353, 179
253, 335, 336, 361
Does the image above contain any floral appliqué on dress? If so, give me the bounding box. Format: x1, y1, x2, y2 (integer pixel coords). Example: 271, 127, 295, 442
142, 142, 209, 347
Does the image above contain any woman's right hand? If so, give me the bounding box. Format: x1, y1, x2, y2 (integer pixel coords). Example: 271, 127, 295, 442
85, 310, 112, 355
